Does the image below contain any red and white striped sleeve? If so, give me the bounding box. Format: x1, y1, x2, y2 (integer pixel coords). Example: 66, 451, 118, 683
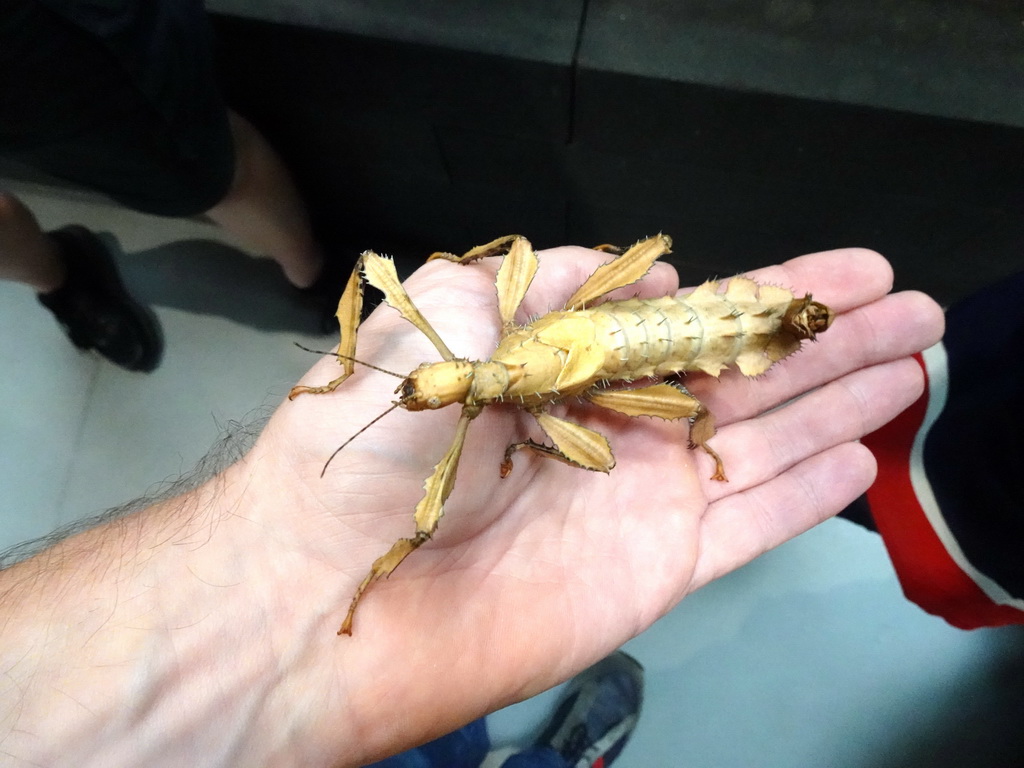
863, 338, 1024, 629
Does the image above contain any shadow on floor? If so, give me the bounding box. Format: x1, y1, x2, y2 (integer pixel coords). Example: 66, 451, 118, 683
873, 624, 1024, 767
107, 235, 336, 336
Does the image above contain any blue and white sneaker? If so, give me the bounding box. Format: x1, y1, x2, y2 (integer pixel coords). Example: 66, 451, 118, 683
536, 651, 644, 768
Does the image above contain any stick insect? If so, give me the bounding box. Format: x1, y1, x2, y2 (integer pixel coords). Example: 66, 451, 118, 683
289, 234, 834, 634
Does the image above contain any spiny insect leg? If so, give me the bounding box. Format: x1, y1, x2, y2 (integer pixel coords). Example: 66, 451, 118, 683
427, 234, 523, 264
288, 371, 352, 399
586, 382, 727, 481
501, 439, 587, 477
338, 407, 477, 635
339, 534, 424, 636
586, 382, 701, 420
427, 235, 538, 329
502, 412, 615, 477
289, 253, 366, 399
494, 237, 538, 327
563, 233, 673, 311
362, 251, 456, 361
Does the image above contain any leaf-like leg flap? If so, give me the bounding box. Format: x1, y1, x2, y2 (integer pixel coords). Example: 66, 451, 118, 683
289, 254, 366, 399
563, 233, 673, 311
586, 382, 702, 421
362, 251, 456, 361
428, 234, 523, 263
495, 236, 538, 328
412, 407, 475, 532
530, 411, 615, 473
588, 383, 727, 481
338, 407, 477, 635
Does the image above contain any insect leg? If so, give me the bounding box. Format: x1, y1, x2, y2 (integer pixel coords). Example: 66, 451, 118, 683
502, 411, 615, 477
428, 236, 538, 329
494, 237, 538, 327
361, 251, 456, 361
500, 439, 593, 477
427, 234, 523, 264
289, 253, 366, 398
563, 233, 673, 311
689, 402, 726, 482
338, 406, 478, 635
586, 382, 727, 481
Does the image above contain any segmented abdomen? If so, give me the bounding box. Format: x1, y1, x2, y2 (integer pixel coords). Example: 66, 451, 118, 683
582, 278, 801, 380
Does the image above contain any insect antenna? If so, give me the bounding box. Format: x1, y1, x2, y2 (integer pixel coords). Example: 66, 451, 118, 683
321, 402, 401, 477
293, 342, 404, 378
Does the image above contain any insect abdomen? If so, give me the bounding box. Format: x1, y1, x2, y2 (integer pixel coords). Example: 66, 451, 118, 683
588, 278, 802, 380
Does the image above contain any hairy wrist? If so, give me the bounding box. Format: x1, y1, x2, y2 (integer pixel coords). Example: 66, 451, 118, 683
0, 439, 355, 767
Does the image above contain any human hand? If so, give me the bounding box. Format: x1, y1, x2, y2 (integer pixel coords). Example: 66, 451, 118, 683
257, 241, 943, 760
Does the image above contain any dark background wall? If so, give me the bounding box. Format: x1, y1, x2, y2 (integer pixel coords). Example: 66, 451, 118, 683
208, 1, 1024, 305
51, 1, 1024, 306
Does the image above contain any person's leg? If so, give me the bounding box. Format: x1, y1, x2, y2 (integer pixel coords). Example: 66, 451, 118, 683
499, 746, 571, 768
362, 748, 432, 768
0, 191, 65, 292
1, 1, 324, 291
501, 652, 643, 768
366, 718, 491, 768
0, 191, 163, 372
204, 112, 324, 289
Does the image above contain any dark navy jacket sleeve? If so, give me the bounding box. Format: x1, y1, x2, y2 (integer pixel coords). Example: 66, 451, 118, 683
862, 271, 1024, 629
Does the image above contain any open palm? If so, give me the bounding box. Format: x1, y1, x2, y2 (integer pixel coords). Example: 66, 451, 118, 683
269, 242, 943, 757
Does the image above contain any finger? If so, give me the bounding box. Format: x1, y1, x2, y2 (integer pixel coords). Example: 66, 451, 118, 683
677, 247, 893, 311
700, 356, 924, 502
687, 289, 944, 426
688, 441, 877, 592
741, 247, 894, 313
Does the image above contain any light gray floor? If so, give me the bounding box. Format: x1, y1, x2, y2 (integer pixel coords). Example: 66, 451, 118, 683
3, 180, 1022, 767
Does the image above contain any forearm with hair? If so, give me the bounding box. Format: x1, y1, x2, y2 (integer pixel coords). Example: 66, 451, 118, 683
0, 414, 267, 571
0, 427, 351, 767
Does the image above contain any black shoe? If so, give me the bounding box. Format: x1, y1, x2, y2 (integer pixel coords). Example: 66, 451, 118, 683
37, 226, 163, 372
536, 652, 644, 767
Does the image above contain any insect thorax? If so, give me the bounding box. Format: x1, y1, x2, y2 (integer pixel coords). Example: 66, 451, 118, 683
401, 360, 516, 410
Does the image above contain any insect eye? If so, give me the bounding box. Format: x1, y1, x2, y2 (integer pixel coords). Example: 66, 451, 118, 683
401, 381, 416, 400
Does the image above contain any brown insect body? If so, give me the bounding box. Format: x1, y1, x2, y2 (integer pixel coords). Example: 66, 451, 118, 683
289, 234, 834, 634
502, 284, 827, 389
404, 283, 831, 411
